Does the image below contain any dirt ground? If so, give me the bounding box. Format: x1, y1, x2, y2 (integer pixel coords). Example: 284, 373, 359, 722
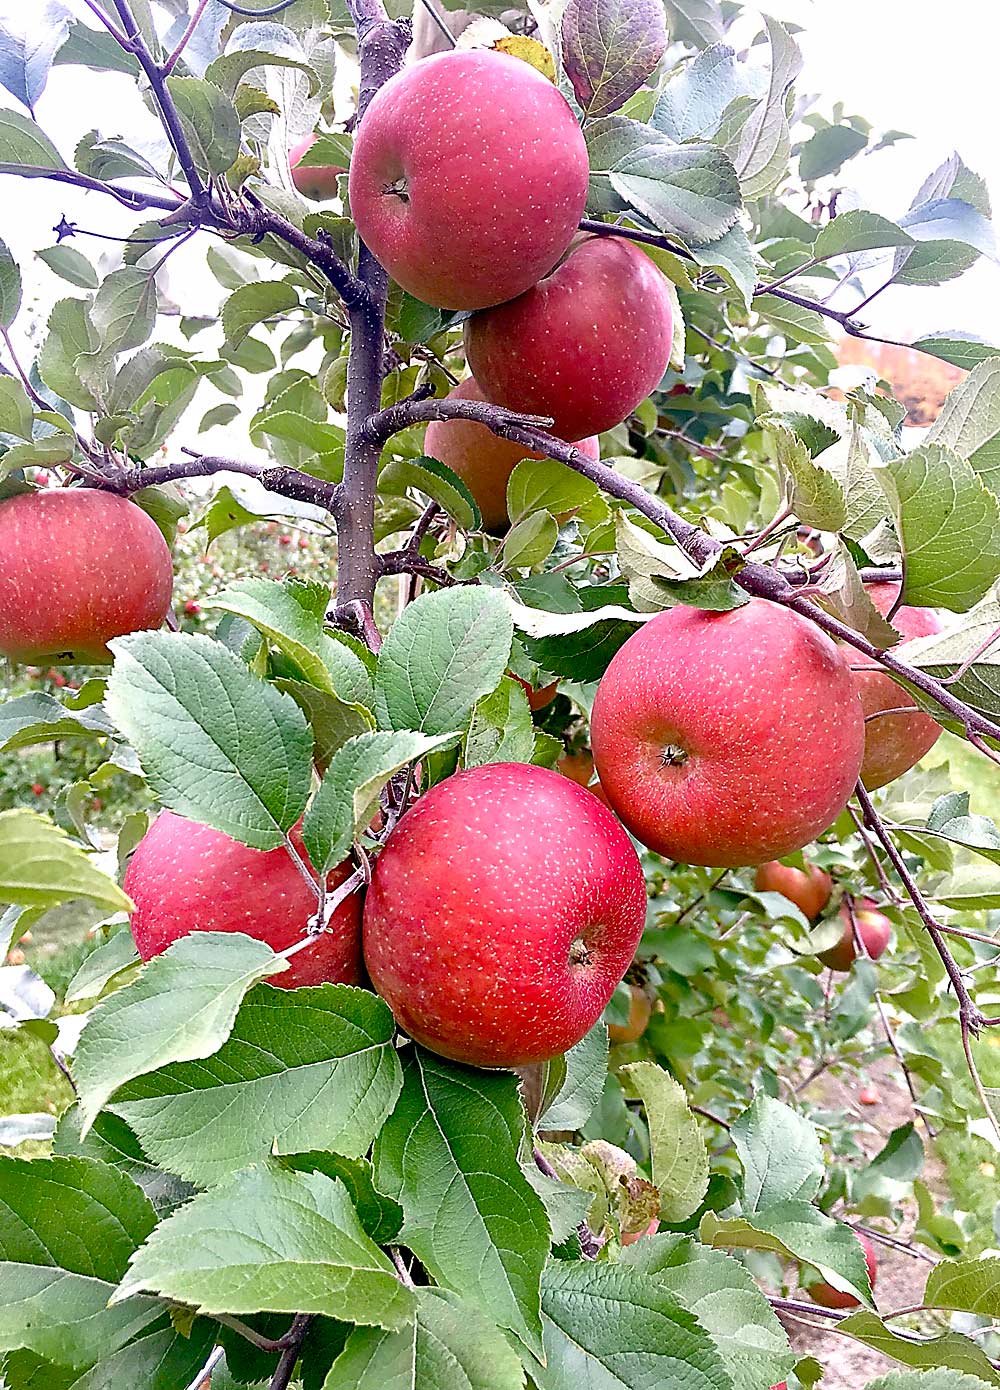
782, 1057, 948, 1387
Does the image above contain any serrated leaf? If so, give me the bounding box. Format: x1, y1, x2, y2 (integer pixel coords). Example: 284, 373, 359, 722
538, 1261, 733, 1390
766, 418, 846, 528
463, 677, 535, 768
323, 1287, 526, 1390
303, 730, 457, 874
690, 222, 756, 311
664, 0, 724, 47
731, 17, 801, 200
380, 454, 481, 531
0, 691, 114, 752
652, 43, 762, 144
818, 425, 893, 540
222, 281, 298, 349
374, 587, 514, 736
37, 297, 99, 410
502, 511, 559, 569
923, 1257, 1000, 1316
0, 5, 69, 113
110, 984, 401, 1186
0, 107, 67, 170
0, 1155, 161, 1366
0, 809, 130, 914
538, 1023, 608, 1131
701, 1204, 873, 1303
838, 1311, 1000, 1385
106, 631, 313, 849
507, 456, 599, 525
116, 1164, 415, 1327
87, 267, 156, 357
865, 1374, 994, 1390
73, 931, 286, 1130
754, 295, 833, 348
64, 928, 139, 1005
562, 0, 668, 119
205, 578, 373, 705
876, 443, 1000, 612
53, 1107, 195, 1220
621, 1061, 709, 1222
910, 334, 1000, 372
0, 236, 21, 328
799, 124, 868, 181
206, 36, 318, 100
812, 544, 902, 647
610, 137, 742, 246
731, 1095, 823, 1210
0, 375, 32, 438
927, 355, 1000, 493
813, 210, 914, 259
374, 1049, 549, 1355
54, 20, 141, 77
165, 75, 240, 180
36, 244, 99, 289
622, 1236, 794, 1390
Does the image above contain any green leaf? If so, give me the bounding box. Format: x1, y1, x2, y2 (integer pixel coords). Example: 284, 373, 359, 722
87, 267, 156, 357
923, 1257, 1000, 1316
303, 730, 458, 874
663, 0, 724, 47
463, 677, 535, 768
0, 691, 114, 752
206, 578, 373, 705
6, 1319, 216, 1390
765, 417, 846, 528
222, 281, 298, 349
731, 1095, 823, 1210
322, 1287, 526, 1390
621, 1061, 710, 1223
380, 454, 481, 531
374, 1049, 549, 1355
55, 21, 141, 77
37, 297, 99, 410
0, 375, 32, 438
910, 334, 1000, 372
799, 124, 868, 180
502, 511, 559, 569
36, 244, 99, 289
507, 456, 599, 525
754, 295, 833, 348
690, 223, 757, 311
64, 928, 139, 1005
730, 17, 802, 200
375, 586, 514, 736
53, 1108, 194, 1220
0, 1155, 160, 1367
285, 1152, 402, 1246
622, 1236, 794, 1390
116, 1164, 415, 1327
819, 425, 893, 540
562, 0, 668, 119
813, 211, 914, 259
105, 631, 313, 850
205, 43, 318, 100
876, 443, 1000, 612
73, 931, 287, 1131
610, 135, 742, 246
110, 984, 402, 1186
0, 108, 67, 170
865, 1374, 994, 1390
0, 236, 21, 327
107, 344, 195, 417
538, 1261, 733, 1390
652, 43, 759, 144
701, 1204, 873, 1304
165, 76, 241, 180
838, 1311, 1000, 1385
538, 1023, 609, 1131
0, 809, 131, 914
927, 355, 1000, 492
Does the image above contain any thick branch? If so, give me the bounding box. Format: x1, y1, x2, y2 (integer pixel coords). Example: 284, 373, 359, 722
123, 451, 338, 511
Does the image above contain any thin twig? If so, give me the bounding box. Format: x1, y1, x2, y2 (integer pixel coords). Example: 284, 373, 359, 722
269, 1314, 314, 1390
391, 1247, 417, 1288
161, 0, 211, 74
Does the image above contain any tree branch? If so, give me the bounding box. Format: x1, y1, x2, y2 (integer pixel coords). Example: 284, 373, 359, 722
268, 1314, 314, 1390
121, 450, 339, 511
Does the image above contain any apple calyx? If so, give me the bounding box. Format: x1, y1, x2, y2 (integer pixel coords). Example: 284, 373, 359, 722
660, 744, 688, 767
569, 937, 593, 968
383, 176, 409, 202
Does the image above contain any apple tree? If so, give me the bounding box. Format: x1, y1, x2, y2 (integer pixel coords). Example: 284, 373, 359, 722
1, 1, 1000, 1387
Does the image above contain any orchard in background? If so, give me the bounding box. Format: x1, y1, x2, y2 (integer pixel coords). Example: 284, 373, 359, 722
0, 1, 999, 1388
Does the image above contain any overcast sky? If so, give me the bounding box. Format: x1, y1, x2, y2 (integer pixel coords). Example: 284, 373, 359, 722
1, 0, 997, 359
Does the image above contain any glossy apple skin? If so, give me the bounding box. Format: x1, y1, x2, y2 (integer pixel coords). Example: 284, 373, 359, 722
424, 377, 599, 532
349, 50, 588, 310
590, 600, 865, 867
363, 762, 646, 1067
818, 898, 891, 972
464, 235, 674, 439
0, 490, 173, 664
809, 1232, 877, 1309
125, 811, 361, 990
608, 984, 652, 1045
755, 860, 833, 920
850, 581, 943, 789
289, 134, 344, 200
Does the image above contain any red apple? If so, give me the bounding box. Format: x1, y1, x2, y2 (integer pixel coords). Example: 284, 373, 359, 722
755, 860, 833, 920
621, 1219, 659, 1245
808, 1231, 877, 1309
424, 377, 599, 532
818, 897, 891, 972
859, 1086, 880, 1106
125, 811, 361, 990
512, 674, 560, 712
464, 235, 674, 440
289, 133, 344, 201
608, 984, 652, 1045
558, 750, 595, 787
362, 762, 646, 1067
590, 599, 865, 867
850, 581, 943, 789
349, 50, 589, 310
0, 489, 173, 663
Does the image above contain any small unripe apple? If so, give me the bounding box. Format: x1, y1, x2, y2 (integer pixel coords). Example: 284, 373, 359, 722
363, 762, 646, 1067
289, 134, 344, 200
621, 1219, 659, 1245
349, 50, 589, 310
465, 235, 674, 440
591, 599, 865, 867
424, 377, 599, 532
755, 860, 832, 920
818, 898, 891, 972
0, 490, 173, 664
850, 581, 943, 789
608, 984, 652, 1045
808, 1231, 877, 1309
125, 811, 361, 989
